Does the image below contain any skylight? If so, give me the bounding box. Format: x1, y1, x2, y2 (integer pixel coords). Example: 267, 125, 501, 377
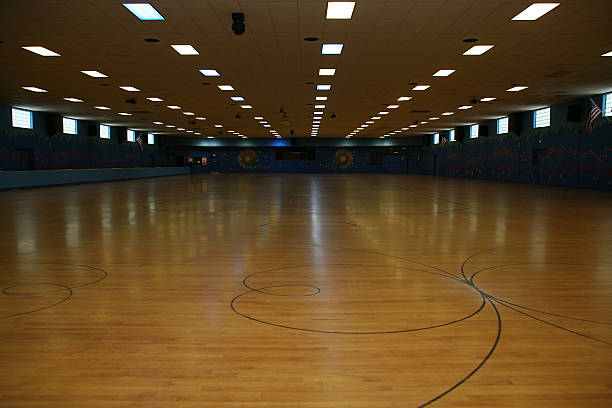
326, 2, 356, 19
123, 3, 165, 20
463, 45, 494, 55
322, 44, 344, 54
171, 45, 199, 55
22, 46, 60, 57
512, 3, 559, 21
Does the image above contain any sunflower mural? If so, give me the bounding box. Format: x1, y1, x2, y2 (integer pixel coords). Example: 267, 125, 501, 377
333, 149, 354, 169
237, 149, 259, 169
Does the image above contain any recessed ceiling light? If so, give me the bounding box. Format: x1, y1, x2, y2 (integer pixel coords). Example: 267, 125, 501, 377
259, 121, 268, 124
170, 45, 198, 55
81, 70, 107, 78
263, 124, 271, 127
316, 96, 328, 101
95, 106, 111, 110
409, 124, 417, 128
241, 105, 253, 109
412, 85, 430, 91
167, 105, 181, 109
463, 45, 494, 55
326, 2, 356, 19
317, 84, 332, 90
480, 97, 496, 102
433, 69, 456, 77
314, 111, 324, 115
602, 51, 612, 57
361, 124, 369, 127
387, 105, 399, 109
321, 43, 344, 54
421, 121, 428, 124
313, 116, 322, 120
506, 86, 528, 92
22, 86, 47, 93
153, 121, 163, 125
22, 46, 60, 57
218, 85, 234, 91
379, 136, 385, 139
123, 3, 165, 20
397, 96, 412, 101
441, 112, 454, 116
207, 136, 214, 139
214, 124, 223, 128
195, 132, 201, 135
196, 117, 206, 120
147, 97, 163, 102
313, 121, 321, 124
186, 130, 193, 133
177, 127, 185, 131
254, 116, 264, 120
118, 112, 132, 116
315, 104, 326, 109
458, 105, 473, 110
401, 127, 409, 130
371, 116, 381, 120
183, 112, 195, 115
318, 68, 336, 76
366, 121, 374, 124
200, 69, 220, 76
512, 3, 560, 21
378, 111, 389, 115
120, 86, 140, 92
63, 97, 83, 102
166, 125, 175, 128
231, 96, 245, 101
429, 117, 440, 120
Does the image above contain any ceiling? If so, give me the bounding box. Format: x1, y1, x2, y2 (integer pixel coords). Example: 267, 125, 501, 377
0, 0, 611, 139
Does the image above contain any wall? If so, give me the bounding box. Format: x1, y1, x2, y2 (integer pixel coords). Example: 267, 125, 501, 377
412, 96, 612, 190
0, 105, 170, 171
173, 147, 411, 174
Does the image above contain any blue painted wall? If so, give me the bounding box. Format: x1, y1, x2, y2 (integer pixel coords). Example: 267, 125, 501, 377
412, 96, 612, 189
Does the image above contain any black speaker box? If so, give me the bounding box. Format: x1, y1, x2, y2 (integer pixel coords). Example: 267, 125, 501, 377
567, 104, 583, 122
509, 112, 522, 136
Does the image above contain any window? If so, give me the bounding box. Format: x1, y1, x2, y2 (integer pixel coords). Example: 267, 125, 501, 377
449, 129, 455, 142
497, 117, 509, 134
470, 124, 479, 138
127, 129, 135, 142
63, 117, 77, 135
147, 133, 155, 144
12, 108, 33, 129
433, 133, 440, 144
99, 124, 110, 139
534, 107, 550, 128
604, 93, 612, 117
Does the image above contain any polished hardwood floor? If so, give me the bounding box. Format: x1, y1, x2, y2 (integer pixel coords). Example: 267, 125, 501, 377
0, 174, 611, 407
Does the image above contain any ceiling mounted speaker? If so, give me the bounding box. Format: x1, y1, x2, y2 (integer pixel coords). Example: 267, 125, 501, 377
232, 12, 245, 35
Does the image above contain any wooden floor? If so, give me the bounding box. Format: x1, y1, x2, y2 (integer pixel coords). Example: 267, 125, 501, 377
0, 174, 611, 407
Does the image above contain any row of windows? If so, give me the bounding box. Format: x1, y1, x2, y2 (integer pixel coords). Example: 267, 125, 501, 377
433, 94, 612, 144
10, 107, 155, 144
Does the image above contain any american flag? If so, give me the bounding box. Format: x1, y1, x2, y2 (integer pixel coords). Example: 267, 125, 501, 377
441, 136, 448, 147
136, 135, 144, 151
585, 97, 602, 135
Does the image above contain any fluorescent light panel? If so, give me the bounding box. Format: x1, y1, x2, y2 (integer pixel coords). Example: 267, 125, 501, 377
412, 85, 430, 91
218, 85, 234, 90
63, 97, 83, 102
512, 3, 560, 21
433, 69, 455, 76
200, 69, 220, 76
326, 2, 356, 19
506, 86, 528, 92
397, 96, 412, 101
22, 46, 60, 57
458, 105, 473, 110
318, 68, 336, 76
81, 70, 107, 78
480, 97, 496, 102
120, 86, 140, 92
22, 86, 47, 93
123, 3, 165, 20
95, 106, 110, 110
317, 84, 332, 90
147, 97, 163, 102
231, 96, 245, 101
321, 43, 344, 54
171, 45, 199, 55
463, 45, 494, 55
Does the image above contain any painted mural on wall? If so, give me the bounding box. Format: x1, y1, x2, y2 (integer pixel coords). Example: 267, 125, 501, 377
237, 149, 259, 169
414, 120, 612, 189
0, 126, 169, 171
